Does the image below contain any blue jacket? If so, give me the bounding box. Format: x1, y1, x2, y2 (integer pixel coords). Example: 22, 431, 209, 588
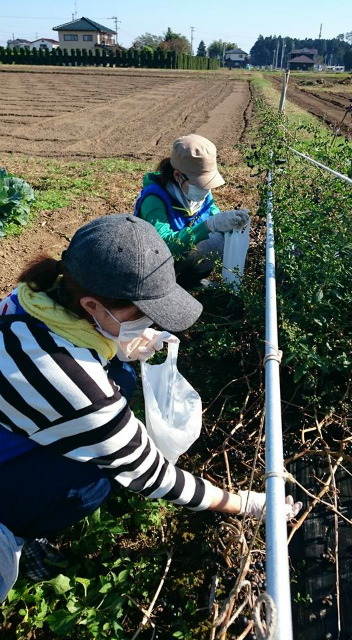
134, 181, 214, 232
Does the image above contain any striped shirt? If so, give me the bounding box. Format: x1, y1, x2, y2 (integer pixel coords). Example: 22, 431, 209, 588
0, 311, 215, 511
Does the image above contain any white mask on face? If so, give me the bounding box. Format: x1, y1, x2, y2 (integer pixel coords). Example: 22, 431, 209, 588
93, 307, 153, 361
185, 184, 210, 203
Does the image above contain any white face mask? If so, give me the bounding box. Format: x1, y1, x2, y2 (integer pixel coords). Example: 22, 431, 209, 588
93, 307, 153, 360
185, 184, 210, 203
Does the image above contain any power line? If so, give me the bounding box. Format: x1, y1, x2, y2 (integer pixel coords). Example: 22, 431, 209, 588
0, 15, 66, 20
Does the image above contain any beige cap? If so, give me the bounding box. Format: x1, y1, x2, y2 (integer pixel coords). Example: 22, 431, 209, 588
170, 134, 225, 190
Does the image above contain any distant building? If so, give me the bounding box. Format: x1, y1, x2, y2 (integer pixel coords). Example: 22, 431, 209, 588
288, 48, 317, 71
7, 38, 31, 50
53, 16, 116, 51
323, 65, 345, 72
30, 38, 59, 51
224, 48, 248, 68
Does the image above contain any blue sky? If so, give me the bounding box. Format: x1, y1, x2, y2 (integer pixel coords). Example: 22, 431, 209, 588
0, 0, 350, 50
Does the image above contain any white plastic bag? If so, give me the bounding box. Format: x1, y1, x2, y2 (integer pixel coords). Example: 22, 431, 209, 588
140, 341, 202, 464
222, 221, 251, 290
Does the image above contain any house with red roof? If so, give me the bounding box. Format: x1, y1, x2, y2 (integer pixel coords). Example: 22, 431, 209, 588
31, 38, 59, 51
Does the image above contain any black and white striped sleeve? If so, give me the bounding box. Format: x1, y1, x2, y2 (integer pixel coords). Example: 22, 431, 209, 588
0, 319, 216, 511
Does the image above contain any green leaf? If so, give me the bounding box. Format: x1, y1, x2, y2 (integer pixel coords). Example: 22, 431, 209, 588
99, 582, 113, 594
47, 610, 79, 635
117, 569, 130, 583
49, 574, 72, 595
293, 364, 306, 383
76, 577, 90, 598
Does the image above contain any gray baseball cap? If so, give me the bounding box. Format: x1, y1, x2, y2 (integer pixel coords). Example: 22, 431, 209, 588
64, 214, 202, 332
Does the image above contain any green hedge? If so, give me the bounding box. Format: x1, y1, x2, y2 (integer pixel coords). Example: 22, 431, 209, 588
0, 46, 220, 70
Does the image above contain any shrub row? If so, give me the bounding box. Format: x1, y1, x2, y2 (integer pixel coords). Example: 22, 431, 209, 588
0, 46, 220, 70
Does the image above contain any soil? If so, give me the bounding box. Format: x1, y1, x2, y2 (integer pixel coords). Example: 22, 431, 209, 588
270, 74, 352, 136
0, 66, 251, 162
0, 67, 254, 297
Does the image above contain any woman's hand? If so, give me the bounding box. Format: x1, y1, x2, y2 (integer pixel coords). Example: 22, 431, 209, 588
130, 329, 179, 362
206, 487, 302, 521
206, 210, 250, 233
239, 490, 302, 521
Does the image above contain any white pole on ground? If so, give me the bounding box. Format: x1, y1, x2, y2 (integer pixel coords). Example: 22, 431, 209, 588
265, 170, 294, 640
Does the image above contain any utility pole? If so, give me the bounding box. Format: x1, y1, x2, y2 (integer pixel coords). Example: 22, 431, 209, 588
190, 26, 195, 55
319, 23, 322, 39
111, 16, 121, 45
74, 0, 77, 20
272, 48, 276, 69
275, 40, 280, 68
280, 38, 286, 68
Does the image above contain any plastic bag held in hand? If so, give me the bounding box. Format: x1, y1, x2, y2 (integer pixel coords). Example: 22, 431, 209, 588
117, 329, 177, 362
141, 339, 202, 464
206, 209, 250, 234
238, 490, 302, 521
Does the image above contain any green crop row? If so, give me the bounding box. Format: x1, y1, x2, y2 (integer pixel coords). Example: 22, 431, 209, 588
246, 100, 352, 411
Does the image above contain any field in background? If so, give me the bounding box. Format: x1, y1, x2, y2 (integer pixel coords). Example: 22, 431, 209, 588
0, 66, 256, 296
0, 66, 251, 160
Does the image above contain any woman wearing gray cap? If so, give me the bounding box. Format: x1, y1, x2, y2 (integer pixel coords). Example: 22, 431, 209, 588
134, 134, 250, 289
0, 215, 301, 597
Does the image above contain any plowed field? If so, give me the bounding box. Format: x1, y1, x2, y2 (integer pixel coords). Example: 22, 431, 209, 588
0, 67, 255, 296
0, 66, 252, 163
270, 74, 352, 136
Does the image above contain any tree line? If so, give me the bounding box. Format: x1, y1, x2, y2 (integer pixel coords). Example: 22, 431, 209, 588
250, 35, 352, 67
131, 28, 239, 58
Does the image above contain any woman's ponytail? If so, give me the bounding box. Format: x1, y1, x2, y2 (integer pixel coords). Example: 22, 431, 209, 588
17, 253, 62, 291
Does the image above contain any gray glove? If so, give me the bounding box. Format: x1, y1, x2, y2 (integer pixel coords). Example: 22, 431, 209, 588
206, 209, 250, 233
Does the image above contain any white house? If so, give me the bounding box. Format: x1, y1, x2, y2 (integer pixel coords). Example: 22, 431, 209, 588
53, 16, 116, 51
6, 38, 31, 50
30, 38, 59, 51
224, 48, 248, 68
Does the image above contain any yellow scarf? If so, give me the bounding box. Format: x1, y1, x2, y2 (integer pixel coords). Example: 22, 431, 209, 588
17, 282, 117, 361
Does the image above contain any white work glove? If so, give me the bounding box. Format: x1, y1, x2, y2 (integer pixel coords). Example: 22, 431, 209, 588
238, 490, 302, 521
206, 209, 250, 233
124, 329, 179, 362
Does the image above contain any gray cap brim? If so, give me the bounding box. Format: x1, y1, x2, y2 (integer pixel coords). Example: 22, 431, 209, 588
133, 284, 202, 332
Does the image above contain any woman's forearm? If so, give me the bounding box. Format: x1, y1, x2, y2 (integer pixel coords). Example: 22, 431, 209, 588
206, 486, 242, 514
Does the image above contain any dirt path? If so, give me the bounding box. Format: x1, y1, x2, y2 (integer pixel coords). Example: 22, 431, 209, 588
0, 67, 254, 297
270, 75, 352, 136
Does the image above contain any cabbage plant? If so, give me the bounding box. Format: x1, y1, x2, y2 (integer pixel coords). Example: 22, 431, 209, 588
0, 168, 35, 237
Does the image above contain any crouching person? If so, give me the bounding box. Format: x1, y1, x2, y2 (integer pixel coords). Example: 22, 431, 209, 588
0, 214, 300, 599
134, 134, 250, 289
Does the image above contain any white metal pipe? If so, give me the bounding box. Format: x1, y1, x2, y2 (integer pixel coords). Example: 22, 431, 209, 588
289, 147, 352, 185
265, 170, 293, 640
